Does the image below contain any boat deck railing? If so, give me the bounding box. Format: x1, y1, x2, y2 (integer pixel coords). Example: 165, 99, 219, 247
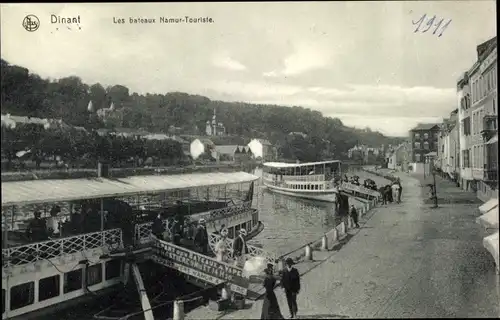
2, 201, 257, 269
208, 232, 279, 267
2, 228, 123, 268
134, 201, 253, 245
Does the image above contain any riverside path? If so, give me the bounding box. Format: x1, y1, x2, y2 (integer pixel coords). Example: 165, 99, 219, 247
186, 170, 500, 319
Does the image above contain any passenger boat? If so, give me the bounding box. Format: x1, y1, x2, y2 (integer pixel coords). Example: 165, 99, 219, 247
262, 160, 342, 202
1, 171, 264, 320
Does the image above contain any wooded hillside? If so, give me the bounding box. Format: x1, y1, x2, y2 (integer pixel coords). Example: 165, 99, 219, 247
1, 58, 405, 161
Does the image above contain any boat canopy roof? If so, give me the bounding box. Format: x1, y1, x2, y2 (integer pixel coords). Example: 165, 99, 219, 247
263, 160, 341, 169
1, 171, 258, 207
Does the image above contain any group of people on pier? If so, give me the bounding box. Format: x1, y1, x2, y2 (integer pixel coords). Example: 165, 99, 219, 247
379, 178, 403, 204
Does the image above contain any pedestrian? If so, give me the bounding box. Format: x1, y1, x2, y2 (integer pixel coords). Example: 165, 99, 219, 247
391, 182, 400, 204
261, 263, 284, 319
215, 228, 229, 262
152, 213, 165, 240
350, 204, 360, 228
397, 179, 403, 203
281, 258, 300, 319
232, 229, 249, 267
194, 218, 209, 254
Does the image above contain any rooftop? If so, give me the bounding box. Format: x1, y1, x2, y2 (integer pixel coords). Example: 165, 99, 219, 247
410, 123, 440, 131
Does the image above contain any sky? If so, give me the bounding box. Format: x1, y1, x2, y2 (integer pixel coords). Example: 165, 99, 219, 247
0, 2, 496, 137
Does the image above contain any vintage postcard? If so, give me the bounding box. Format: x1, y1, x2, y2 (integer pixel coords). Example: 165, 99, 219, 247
1, 2, 498, 320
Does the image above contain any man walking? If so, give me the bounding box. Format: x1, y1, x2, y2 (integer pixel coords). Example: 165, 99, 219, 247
281, 258, 300, 319
232, 229, 248, 267
350, 204, 360, 228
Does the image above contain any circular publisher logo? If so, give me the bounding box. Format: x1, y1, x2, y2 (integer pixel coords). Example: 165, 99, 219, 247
22, 15, 40, 32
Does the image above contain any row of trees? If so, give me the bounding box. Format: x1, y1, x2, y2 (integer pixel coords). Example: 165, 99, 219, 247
1, 124, 185, 170
1, 58, 405, 162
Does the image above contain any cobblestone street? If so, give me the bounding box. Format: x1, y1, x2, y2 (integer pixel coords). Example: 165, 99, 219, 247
186, 171, 500, 319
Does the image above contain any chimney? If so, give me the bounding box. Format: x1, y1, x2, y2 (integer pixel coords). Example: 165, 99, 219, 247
97, 161, 110, 178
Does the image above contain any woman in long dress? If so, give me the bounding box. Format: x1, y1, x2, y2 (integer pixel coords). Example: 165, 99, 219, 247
215, 228, 229, 262
261, 264, 284, 319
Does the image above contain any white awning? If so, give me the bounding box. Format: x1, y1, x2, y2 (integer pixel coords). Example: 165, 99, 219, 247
479, 198, 498, 214
263, 160, 341, 169
483, 231, 499, 274
486, 134, 498, 145
1, 171, 259, 207
476, 207, 499, 230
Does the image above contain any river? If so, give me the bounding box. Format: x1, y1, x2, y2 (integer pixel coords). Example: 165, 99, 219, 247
248, 167, 390, 256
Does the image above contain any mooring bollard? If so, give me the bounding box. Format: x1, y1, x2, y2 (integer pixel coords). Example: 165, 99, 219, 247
321, 235, 328, 251
304, 244, 313, 261
173, 300, 185, 320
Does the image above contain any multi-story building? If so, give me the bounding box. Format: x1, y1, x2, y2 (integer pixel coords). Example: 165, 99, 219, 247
205, 109, 226, 136
409, 123, 440, 174
437, 109, 460, 180
461, 36, 497, 190
387, 142, 410, 171
457, 71, 473, 189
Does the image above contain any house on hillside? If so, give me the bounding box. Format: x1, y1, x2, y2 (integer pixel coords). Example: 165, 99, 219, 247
215, 145, 252, 163
1, 114, 69, 130
255, 138, 277, 161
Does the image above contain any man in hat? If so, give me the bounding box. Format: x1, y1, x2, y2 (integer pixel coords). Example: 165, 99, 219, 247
281, 257, 300, 319
26, 211, 48, 242
194, 218, 209, 254
232, 229, 248, 267
152, 213, 165, 240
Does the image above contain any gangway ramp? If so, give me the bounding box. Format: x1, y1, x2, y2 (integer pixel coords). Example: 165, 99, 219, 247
339, 182, 381, 201
151, 236, 252, 297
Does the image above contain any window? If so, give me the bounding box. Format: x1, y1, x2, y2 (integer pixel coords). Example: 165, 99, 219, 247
39, 275, 60, 301
105, 260, 122, 281
442, 145, 445, 153
463, 149, 470, 168
434, 132, 439, 139
414, 133, 420, 139
10, 282, 34, 311
488, 70, 492, 91
424, 133, 429, 139
64, 269, 83, 293
424, 142, 429, 150
414, 142, 421, 149
415, 153, 421, 162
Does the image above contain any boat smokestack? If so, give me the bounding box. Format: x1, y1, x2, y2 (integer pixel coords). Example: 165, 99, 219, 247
98, 161, 110, 178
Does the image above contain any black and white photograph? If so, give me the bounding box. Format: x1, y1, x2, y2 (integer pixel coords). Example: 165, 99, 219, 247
1, 1, 498, 319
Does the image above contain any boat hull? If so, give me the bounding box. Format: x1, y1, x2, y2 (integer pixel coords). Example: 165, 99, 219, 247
263, 183, 337, 202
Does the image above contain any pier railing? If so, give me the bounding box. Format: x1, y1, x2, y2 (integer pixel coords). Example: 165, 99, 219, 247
2, 228, 123, 268
134, 201, 253, 245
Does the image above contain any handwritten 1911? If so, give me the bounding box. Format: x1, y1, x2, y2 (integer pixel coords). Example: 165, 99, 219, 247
412, 13, 452, 37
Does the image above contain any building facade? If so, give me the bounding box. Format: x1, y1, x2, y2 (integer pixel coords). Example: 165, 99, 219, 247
409, 123, 440, 174
387, 142, 410, 171
459, 36, 497, 190
457, 72, 473, 189
437, 109, 460, 179
206, 109, 226, 136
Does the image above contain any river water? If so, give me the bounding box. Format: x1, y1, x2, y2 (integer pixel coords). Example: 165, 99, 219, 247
248, 167, 390, 256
